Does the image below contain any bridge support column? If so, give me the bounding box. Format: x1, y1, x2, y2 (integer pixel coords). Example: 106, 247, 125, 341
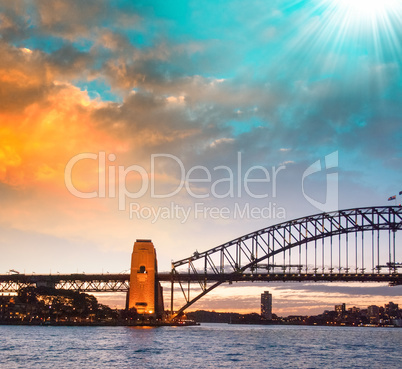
170, 279, 174, 319
128, 239, 164, 318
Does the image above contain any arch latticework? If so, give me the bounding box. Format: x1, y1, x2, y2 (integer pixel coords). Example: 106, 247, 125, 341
169, 206, 402, 320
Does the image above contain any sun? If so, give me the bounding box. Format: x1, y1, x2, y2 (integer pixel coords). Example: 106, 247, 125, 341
283, 0, 402, 91
333, 0, 401, 17
338, 0, 396, 9
316, 0, 402, 42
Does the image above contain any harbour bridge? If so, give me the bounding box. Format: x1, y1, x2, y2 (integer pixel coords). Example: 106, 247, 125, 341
1, 206, 401, 319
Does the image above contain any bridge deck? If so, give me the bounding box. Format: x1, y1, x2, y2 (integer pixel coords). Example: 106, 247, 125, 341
1, 272, 401, 293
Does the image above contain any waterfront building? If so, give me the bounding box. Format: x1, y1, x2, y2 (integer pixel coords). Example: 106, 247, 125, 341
367, 305, 380, 323
335, 303, 346, 316
261, 291, 272, 320
349, 306, 360, 314
385, 302, 399, 319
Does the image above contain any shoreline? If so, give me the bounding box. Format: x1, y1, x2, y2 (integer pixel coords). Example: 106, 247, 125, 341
0, 321, 398, 328
0, 319, 200, 327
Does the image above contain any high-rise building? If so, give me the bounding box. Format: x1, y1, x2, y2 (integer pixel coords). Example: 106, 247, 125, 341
368, 305, 380, 323
335, 303, 346, 316
261, 291, 272, 320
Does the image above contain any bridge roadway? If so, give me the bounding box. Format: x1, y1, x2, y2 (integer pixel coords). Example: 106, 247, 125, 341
1, 271, 401, 293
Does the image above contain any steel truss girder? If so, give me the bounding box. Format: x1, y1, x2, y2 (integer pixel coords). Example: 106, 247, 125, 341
170, 206, 402, 319
0, 274, 130, 293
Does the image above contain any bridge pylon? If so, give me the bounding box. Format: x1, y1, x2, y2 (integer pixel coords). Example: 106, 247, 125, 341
128, 239, 164, 318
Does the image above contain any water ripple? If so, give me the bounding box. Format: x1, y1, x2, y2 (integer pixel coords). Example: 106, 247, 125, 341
0, 325, 401, 368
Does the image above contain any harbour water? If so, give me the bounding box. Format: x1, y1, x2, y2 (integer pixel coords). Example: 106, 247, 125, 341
1, 324, 401, 368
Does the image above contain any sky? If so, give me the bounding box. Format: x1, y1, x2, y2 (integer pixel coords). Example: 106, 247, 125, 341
0, 0, 402, 315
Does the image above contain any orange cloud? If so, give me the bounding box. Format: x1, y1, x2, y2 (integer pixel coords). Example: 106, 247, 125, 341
0, 43, 126, 191
0, 43, 193, 255
0, 85, 113, 189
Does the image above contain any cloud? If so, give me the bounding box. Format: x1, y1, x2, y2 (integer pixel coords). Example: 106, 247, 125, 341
209, 138, 234, 148
36, 0, 104, 39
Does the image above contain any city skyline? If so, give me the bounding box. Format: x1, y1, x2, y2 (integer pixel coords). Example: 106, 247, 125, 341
1, 0, 402, 315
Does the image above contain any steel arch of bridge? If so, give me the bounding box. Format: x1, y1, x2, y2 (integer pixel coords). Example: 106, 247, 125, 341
169, 206, 402, 319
